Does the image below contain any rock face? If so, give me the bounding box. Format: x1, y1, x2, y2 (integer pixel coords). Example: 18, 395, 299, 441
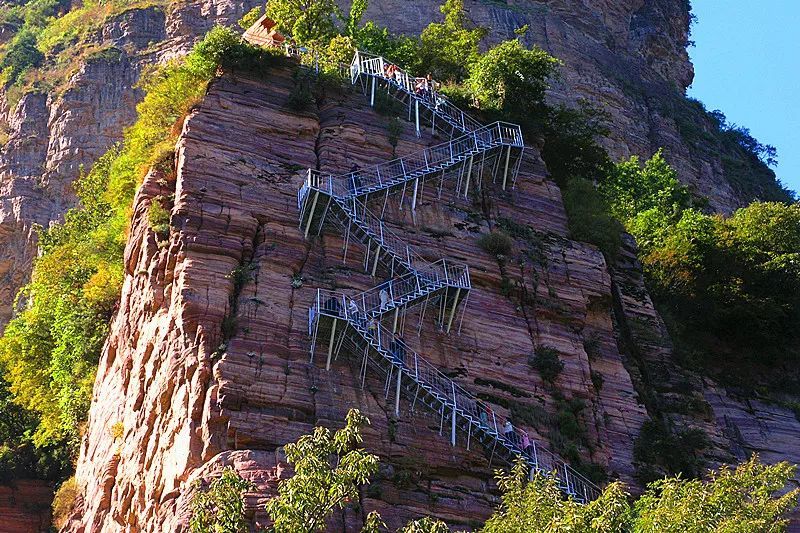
0, 1, 795, 530
0, 0, 261, 331
0, 479, 53, 533
355, 0, 747, 213
68, 65, 648, 530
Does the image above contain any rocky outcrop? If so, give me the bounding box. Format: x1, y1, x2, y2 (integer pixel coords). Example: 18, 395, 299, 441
0, 0, 261, 332
69, 65, 648, 531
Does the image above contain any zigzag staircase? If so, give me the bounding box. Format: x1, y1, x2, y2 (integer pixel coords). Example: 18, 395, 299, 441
297, 51, 601, 503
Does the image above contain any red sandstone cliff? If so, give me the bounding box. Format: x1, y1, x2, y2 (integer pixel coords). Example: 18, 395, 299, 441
65, 64, 649, 530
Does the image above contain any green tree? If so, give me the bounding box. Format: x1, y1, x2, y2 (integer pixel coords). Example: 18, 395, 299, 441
482, 459, 632, 532
480, 456, 797, 533
316, 34, 356, 74
354, 21, 421, 72
600, 149, 691, 223
345, 0, 369, 38
419, 0, 486, 82
0, 29, 44, 82
562, 177, 623, 258
634, 456, 799, 532
467, 39, 560, 116
265, 0, 340, 44
399, 517, 451, 532
265, 409, 380, 532
190, 467, 256, 533
238, 6, 262, 31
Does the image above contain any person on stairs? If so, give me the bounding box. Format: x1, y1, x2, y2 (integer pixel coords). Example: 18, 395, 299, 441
503, 420, 516, 446
390, 335, 406, 365
347, 298, 361, 325
349, 163, 362, 194
379, 286, 391, 310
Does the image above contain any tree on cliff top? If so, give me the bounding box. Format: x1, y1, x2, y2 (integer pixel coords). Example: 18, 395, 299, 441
419, 0, 486, 82
265, 0, 341, 44
467, 38, 560, 119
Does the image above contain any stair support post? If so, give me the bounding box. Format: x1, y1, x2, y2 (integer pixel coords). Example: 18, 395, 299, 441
415, 100, 421, 137
395, 369, 402, 416
370, 76, 376, 107
303, 190, 320, 238
502, 145, 512, 190
326, 319, 337, 370
411, 178, 419, 212
463, 155, 474, 198
371, 245, 380, 277
446, 287, 462, 333
451, 383, 457, 446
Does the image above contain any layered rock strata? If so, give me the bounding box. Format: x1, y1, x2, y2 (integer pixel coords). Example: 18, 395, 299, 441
68, 65, 647, 531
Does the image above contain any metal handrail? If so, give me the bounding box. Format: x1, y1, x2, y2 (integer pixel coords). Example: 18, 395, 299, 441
311, 289, 601, 502
300, 48, 599, 504
352, 51, 484, 135
306, 120, 522, 199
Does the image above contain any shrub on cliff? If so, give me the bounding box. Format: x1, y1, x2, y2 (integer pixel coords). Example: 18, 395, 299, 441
265, 409, 381, 532
190, 467, 256, 533
602, 151, 800, 374
528, 346, 564, 383
0, 26, 270, 455
480, 456, 798, 533
0, 29, 44, 83
467, 37, 560, 119
265, 0, 341, 45
418, 0, 486, 82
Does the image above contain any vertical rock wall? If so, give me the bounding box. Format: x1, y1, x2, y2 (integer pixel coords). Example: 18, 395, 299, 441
68, 66, 647, 531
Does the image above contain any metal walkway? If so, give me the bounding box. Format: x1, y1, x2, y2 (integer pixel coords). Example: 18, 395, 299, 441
296, 50, 600, 503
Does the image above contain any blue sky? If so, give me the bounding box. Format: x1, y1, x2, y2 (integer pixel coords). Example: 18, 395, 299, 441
687, 1, 800, 197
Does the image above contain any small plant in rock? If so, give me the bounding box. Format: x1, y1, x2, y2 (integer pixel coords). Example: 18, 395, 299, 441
386, 117, 402, 156
52, 477, 79, 530
147, 198, 171, 237
590, 370, 604, 391
109, 421, 124, 440
288, 70, 316, 111
528, 346, 564, 383
478, 230, 513, 257
291, 273, 303, 288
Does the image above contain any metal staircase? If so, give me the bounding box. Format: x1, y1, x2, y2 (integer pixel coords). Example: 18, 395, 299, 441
296, 50, 601, 503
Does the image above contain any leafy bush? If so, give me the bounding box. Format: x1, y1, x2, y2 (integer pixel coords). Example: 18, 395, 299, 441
634, 419, 708, 483
237, 5, 262, 31
266, 0, 340, 44
265, 409, 379, 532
52, 476, 79, 530
190, 467, 256, 533
467, 38, 559, 117
418, 0, 486, 82
147, 198, 170, 236
0, 29, 44, 82
600, 149, 691, 222
481, 456, 799, 532
478, 231, 513, 257
287, 69, 316, 111
354, 21, 421, 72
561, 177, 623, 258
528, 346, 564, 383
